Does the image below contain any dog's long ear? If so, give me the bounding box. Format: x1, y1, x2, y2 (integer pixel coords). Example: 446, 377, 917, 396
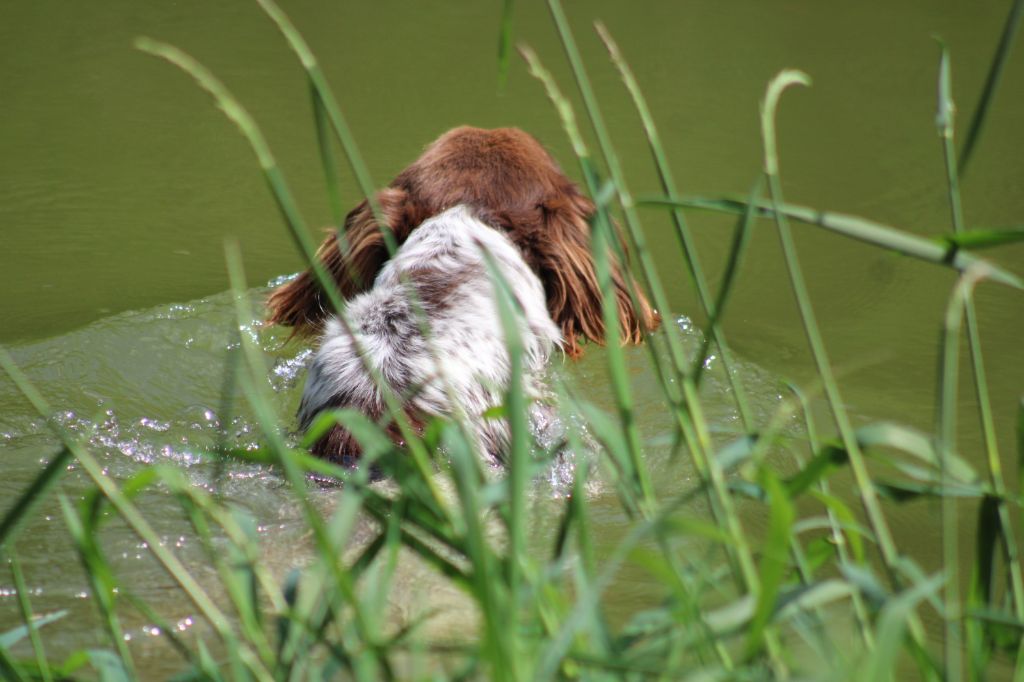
534, 191, 660, 357
267, 187, 419, 335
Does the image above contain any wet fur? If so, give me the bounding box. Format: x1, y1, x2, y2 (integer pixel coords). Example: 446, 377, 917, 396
297, 206, 561, 465
272, 127, 659, 463
268, 126, 659, 358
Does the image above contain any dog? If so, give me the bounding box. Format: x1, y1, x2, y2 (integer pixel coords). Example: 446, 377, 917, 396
269, 127, 659, 463
296, 204, 561, 465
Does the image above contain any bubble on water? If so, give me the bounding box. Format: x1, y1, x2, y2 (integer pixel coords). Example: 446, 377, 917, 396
234, 322, 262, 347
139, 417, 170, 432
270, 347, 314, 392
676, 314, 703, 339
266, 272, 299, 288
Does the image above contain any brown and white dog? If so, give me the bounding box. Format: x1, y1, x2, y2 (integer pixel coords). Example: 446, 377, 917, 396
268, 127, 659, 465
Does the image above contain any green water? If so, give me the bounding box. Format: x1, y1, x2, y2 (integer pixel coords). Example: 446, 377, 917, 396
1, 0, 1022, 675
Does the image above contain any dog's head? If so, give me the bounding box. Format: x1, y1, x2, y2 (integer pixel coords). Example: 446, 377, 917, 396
268, 126, 659, 356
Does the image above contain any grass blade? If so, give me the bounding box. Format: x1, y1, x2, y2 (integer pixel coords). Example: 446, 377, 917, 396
638, 195, 1023, 290
0, 447, 72, 551
861, 573, 946, 680
312, 88, 344, 228
516, 42, 650, 508
0, 610, 67, 650
497, 0, 515, 89
533, 11, 767, 638
0, 646, 28, 682
943, 227, 1024, 249
58, 495, 137, 680
938, 43, 1024, 675
595, 21, 755, 424
481, 251, 530, 620
958, 0, 1024, 176
759, 71, 937, 675
253, 0, 390, 237
0, 347, 271, 681
746, 470, 795, 658
137, 37, 444, 505
1019, 399, 1024, 506
937, 266, 993, 682
9, 555, 53, 682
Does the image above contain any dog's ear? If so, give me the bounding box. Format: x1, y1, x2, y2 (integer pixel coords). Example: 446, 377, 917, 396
267, 188, 420, 335
534, 191, 660, 357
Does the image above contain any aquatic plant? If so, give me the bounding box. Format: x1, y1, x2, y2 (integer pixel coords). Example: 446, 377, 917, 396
2, 0, 1024, 679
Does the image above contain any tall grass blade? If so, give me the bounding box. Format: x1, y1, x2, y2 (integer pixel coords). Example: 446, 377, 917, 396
121, 591, 210, 676
58, 495, 137, 680
538, 6, 708, 453
0, 646, 28, 682
312, 89, 344, 228
0, 347, 270, 680
481, 252, 530, 619
595, 22, 755, 426
746, 470, 794, 659
639, 195, 1023, 289
223, 242, 388, 678
86, 649, 132, 682
861, 573, 946, 680
783, 443, 848, 498
759, 70, 937, 675
516, 43, 651, 508
9, 554, 52, 682
694, 178, 762, 382
133, 38, 346, 314
445, 426, 516, 682
1019, 399, 1024, 503
0, 447, 72, 550
789, 382, 875, 647
943, 227, 1024, 249
0, 611, 67, 650
938, 266, 994, 682
529, 15, 767, 643
973, 495, 1002, 607
137, 38, 446, 505
958, 0, 1024, 176
539, 20, 744, 577
937, 44, 1024, 645
497, 0, 515, 89
253, 0, 390, 238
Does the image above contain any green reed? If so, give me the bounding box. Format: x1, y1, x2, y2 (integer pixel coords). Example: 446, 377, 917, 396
2, 1, 1024, 680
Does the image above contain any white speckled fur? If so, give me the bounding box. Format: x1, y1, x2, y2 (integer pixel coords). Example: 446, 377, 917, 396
298, 205, 562, 465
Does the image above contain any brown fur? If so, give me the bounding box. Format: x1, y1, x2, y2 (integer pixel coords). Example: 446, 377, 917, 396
267, 126, 659, 357
311, 412, 423, 468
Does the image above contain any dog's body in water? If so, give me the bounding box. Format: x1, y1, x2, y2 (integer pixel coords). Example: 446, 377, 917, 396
296, 205, 561, 465
269, 126, 658, 464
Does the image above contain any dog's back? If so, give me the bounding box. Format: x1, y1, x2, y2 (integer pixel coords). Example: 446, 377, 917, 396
298, 205, 562, 466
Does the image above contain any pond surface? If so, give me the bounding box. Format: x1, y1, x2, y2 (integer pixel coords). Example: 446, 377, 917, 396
1, 0, 1022, 675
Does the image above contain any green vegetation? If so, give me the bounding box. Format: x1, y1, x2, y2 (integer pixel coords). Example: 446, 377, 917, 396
3, 0, 1024, 679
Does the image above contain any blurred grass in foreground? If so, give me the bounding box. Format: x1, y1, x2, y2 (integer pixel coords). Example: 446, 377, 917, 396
3, 0, 1024, 679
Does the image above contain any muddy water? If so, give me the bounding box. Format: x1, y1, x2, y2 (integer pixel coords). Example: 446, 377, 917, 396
1, 0, 1022, 674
